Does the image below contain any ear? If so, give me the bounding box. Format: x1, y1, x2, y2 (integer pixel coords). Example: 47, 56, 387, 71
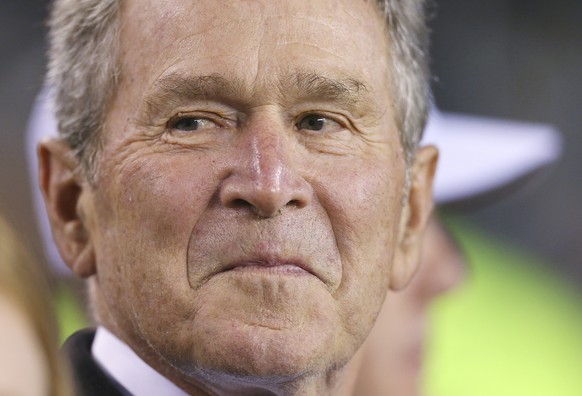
389, 145, 438, 291
38, 138, 96, 278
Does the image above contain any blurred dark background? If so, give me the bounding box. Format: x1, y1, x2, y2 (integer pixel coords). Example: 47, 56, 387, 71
430, 0, 582, 286
0, 0, 47, 262
0, 0, 581, 285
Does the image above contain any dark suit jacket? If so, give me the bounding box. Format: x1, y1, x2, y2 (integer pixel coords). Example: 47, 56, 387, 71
62, 329, 130, 396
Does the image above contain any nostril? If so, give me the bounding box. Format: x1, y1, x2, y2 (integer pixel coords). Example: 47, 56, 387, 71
230, 198, 252, 209
287, 199, 302, 209
219, 169, 312, 216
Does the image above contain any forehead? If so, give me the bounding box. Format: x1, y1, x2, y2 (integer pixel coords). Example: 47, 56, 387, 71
118, 0, 392, 98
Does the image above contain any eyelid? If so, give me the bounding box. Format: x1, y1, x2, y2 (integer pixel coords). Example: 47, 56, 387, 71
167, 111, 232, 130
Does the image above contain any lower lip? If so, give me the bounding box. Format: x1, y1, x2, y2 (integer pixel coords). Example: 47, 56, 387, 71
230, 264, 311, 276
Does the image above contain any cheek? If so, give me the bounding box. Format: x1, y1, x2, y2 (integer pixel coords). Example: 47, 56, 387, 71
314, 154, 406, 341
100, 152, 217, 252
321, 156, 404, 276
93, 153, 219, 320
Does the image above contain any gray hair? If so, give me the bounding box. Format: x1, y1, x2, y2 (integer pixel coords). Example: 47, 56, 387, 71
47, 0, 431, 179
47, 0, 121, 179
377, 0, 432, 167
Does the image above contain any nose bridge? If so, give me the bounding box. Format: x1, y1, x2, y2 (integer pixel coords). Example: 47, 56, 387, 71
219, 118, 311, 217
247, 125, 287, 190
435, 251, 467, 295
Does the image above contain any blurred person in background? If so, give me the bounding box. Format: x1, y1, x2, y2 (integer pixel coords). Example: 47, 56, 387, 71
421, 110, 582, 396
354, 106, 563, 396
356, 215, 466, 396
0, 214, 72, 396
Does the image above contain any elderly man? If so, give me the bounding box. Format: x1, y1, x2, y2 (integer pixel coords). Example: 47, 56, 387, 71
39, 0, 436, 394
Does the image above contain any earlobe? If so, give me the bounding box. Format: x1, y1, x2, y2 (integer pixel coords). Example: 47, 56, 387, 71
389, 145, 438, 291
38, 138, 96, 278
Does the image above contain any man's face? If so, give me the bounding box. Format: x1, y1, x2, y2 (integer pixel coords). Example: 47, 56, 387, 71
77, 0, 419, 385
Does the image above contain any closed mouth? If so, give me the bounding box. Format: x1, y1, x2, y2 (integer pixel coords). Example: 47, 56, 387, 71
223, 258, 316, 277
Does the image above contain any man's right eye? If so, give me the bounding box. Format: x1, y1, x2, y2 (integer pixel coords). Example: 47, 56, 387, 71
171, 117, 217, 132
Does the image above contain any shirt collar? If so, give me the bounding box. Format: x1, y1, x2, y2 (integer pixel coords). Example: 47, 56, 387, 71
92, 326, 189, 396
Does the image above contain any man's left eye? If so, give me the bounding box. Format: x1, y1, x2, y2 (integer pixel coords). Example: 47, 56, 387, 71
297, 114, 342, 132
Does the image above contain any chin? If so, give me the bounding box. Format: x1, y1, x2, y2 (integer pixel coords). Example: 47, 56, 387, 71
164, 306, 367, 393
196, 321, 344, 379
139, 272, 364, 386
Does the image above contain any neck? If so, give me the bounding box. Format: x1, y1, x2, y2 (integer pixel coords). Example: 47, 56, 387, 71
164, 349, 364, 396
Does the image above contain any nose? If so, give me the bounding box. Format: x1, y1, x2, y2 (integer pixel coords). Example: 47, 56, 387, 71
428, 243, 467, 298
415, 216, 467, 301
219, 125, 312, 218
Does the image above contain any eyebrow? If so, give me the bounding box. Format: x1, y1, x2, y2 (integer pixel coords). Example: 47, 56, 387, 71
143, 73, 247, 118
142, 69, 376, 121
283, 71, 369, 102
280, 71, 373, 112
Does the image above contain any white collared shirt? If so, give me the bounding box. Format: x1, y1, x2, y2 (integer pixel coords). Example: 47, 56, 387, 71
92, 326, 189, 396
